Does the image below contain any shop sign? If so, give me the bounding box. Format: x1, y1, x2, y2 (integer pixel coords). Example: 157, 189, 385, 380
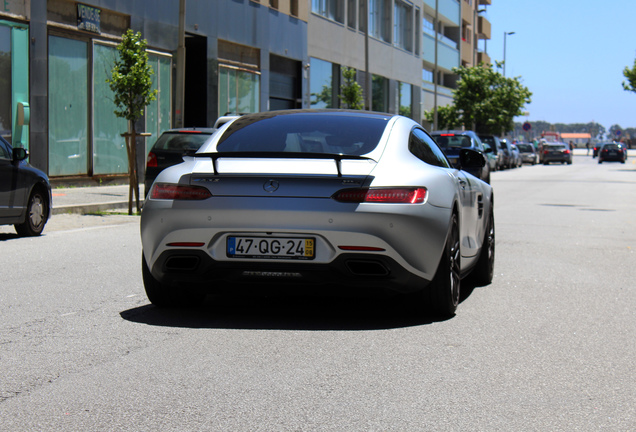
77, 3, 101, 34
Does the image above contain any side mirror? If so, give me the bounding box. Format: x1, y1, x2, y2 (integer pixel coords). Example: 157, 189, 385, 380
459, 148, 486, 169
483, 144, 492, 153
13, 147, 28, 162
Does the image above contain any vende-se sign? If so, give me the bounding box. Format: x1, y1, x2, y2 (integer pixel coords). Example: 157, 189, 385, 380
77, 3, 101, 34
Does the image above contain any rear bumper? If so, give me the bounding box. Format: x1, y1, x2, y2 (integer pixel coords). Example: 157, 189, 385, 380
148, 249, 430, 295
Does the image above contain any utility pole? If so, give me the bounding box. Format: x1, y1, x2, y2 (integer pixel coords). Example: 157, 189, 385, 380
175, 0, 186, 127
433, 0, 439, 130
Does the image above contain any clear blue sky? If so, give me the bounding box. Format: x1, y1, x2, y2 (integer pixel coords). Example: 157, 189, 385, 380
486, 0, 636, 133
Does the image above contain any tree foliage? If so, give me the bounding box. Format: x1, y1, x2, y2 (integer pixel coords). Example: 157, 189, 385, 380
339, 67, 364, 110
424, 62, 532, 134
107, 29, 157, 122
106, 29, 157, 214
622, 58, 636, 94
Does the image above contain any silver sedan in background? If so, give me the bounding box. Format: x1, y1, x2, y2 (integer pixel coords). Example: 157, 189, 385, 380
140, 110, 495, 317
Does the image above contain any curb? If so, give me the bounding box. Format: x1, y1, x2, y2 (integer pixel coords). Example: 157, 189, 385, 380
52, 201, 138, 215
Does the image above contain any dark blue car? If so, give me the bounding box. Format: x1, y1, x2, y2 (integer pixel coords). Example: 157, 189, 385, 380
0, 136, 52, 236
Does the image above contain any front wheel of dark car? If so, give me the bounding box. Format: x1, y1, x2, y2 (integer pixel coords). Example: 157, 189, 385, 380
15, 189, 49, 236
142, 254, 205, 307
428, 213, 461, 318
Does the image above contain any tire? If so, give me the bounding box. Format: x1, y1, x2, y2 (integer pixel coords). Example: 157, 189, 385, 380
15, 189, 49, 236
142, 254, 205, 307
428, 213, 461, 317
470, 204, 495, 286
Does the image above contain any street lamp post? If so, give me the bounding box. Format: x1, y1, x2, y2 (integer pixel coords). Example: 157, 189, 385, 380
503, 31, 515, 76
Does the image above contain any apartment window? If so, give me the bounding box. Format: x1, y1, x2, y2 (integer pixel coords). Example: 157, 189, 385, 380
423, 14, 434, 35
290, 0, 299, 16
369, 0, 391, 43
269, 0, 278, 9
359, 0, 367, 33
347, 0, 357, 29
394, 0, 413, 52
312, 0, 344, 24
422, 68, 433, 83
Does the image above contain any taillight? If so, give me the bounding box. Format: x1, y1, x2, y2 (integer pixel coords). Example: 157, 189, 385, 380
333, 187, 427, 204
150, 183, 212, 200
147, 151, 157, 168
564, 149, 571, 154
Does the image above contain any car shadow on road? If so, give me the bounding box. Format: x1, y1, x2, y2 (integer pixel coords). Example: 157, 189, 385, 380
120, 283, 478, 331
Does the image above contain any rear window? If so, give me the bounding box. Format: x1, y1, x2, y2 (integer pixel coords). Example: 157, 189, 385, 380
516, 144, 533, 151
432, 134, 472, 149
153, 132, 212, 152
602, 144, 619, 150
216, 112, 389, 156
546, 145, 566, 150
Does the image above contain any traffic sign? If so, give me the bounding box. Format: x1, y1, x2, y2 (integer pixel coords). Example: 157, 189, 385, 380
522, 122, 531, 131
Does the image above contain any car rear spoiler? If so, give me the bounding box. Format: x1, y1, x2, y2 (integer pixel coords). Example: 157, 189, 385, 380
196, 152, 373, 177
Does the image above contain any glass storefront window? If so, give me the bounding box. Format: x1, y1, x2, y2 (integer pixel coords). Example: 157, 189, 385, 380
372, 74, 388, 113
219, 66, 260, 115
93, 43, 128, 175
48, 36, 88, 176
146, 53, 172, 156
0, 25, 11, 139
399, 82, 412, 118
310, 57, 334, 109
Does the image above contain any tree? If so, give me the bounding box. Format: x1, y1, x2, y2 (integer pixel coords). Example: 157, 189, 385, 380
106, 29, 157, 214
622, 58, 636, 94
339, 67, 364, 110
424, 62, 532, 135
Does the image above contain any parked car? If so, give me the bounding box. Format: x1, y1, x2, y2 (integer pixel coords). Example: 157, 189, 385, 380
510, 144, 522, 168
498, 138, 515, 169
0, 136, 52, 236
141, 110, 495, 317
515, 143, 538, 165
145, 128, 217, 196
478, 134, 505, 171
430, 130, 491, 183
598, 143, 627, 163
542, 143, 572, 165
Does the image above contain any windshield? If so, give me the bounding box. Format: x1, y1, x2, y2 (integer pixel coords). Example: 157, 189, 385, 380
154, 132, 212, 152
546, 145, 566, 151
216, 112, 389, 156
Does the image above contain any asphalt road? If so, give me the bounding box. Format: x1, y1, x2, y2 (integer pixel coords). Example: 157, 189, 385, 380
1, 154, 634, 431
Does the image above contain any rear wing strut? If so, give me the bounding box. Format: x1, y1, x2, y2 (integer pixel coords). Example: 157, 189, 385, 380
196, 152, 372, 177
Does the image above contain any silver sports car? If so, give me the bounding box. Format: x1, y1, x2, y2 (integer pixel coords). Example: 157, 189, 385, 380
141, 110, 495, 317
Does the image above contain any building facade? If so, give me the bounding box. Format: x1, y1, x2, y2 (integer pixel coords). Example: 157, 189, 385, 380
421, 0, 491, 129
0, 0, 491, 182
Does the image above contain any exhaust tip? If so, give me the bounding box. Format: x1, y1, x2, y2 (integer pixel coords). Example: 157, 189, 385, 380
345, 260, 390, 276
164, 255, 200, 272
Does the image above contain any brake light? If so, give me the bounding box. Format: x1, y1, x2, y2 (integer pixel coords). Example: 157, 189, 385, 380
333, 187, 427, 204
564, 149, 571, 154
439, 133, 455, 137
150, 183, 212, 200
147, 151, 157, 168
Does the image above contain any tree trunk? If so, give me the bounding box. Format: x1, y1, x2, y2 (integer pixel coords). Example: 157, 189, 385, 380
123, 121, 141, 215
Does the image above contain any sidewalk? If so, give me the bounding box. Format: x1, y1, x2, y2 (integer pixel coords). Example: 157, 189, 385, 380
51, 184, 145, 215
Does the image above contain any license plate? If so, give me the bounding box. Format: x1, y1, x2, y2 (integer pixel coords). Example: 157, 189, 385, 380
227, 236, 315, 260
